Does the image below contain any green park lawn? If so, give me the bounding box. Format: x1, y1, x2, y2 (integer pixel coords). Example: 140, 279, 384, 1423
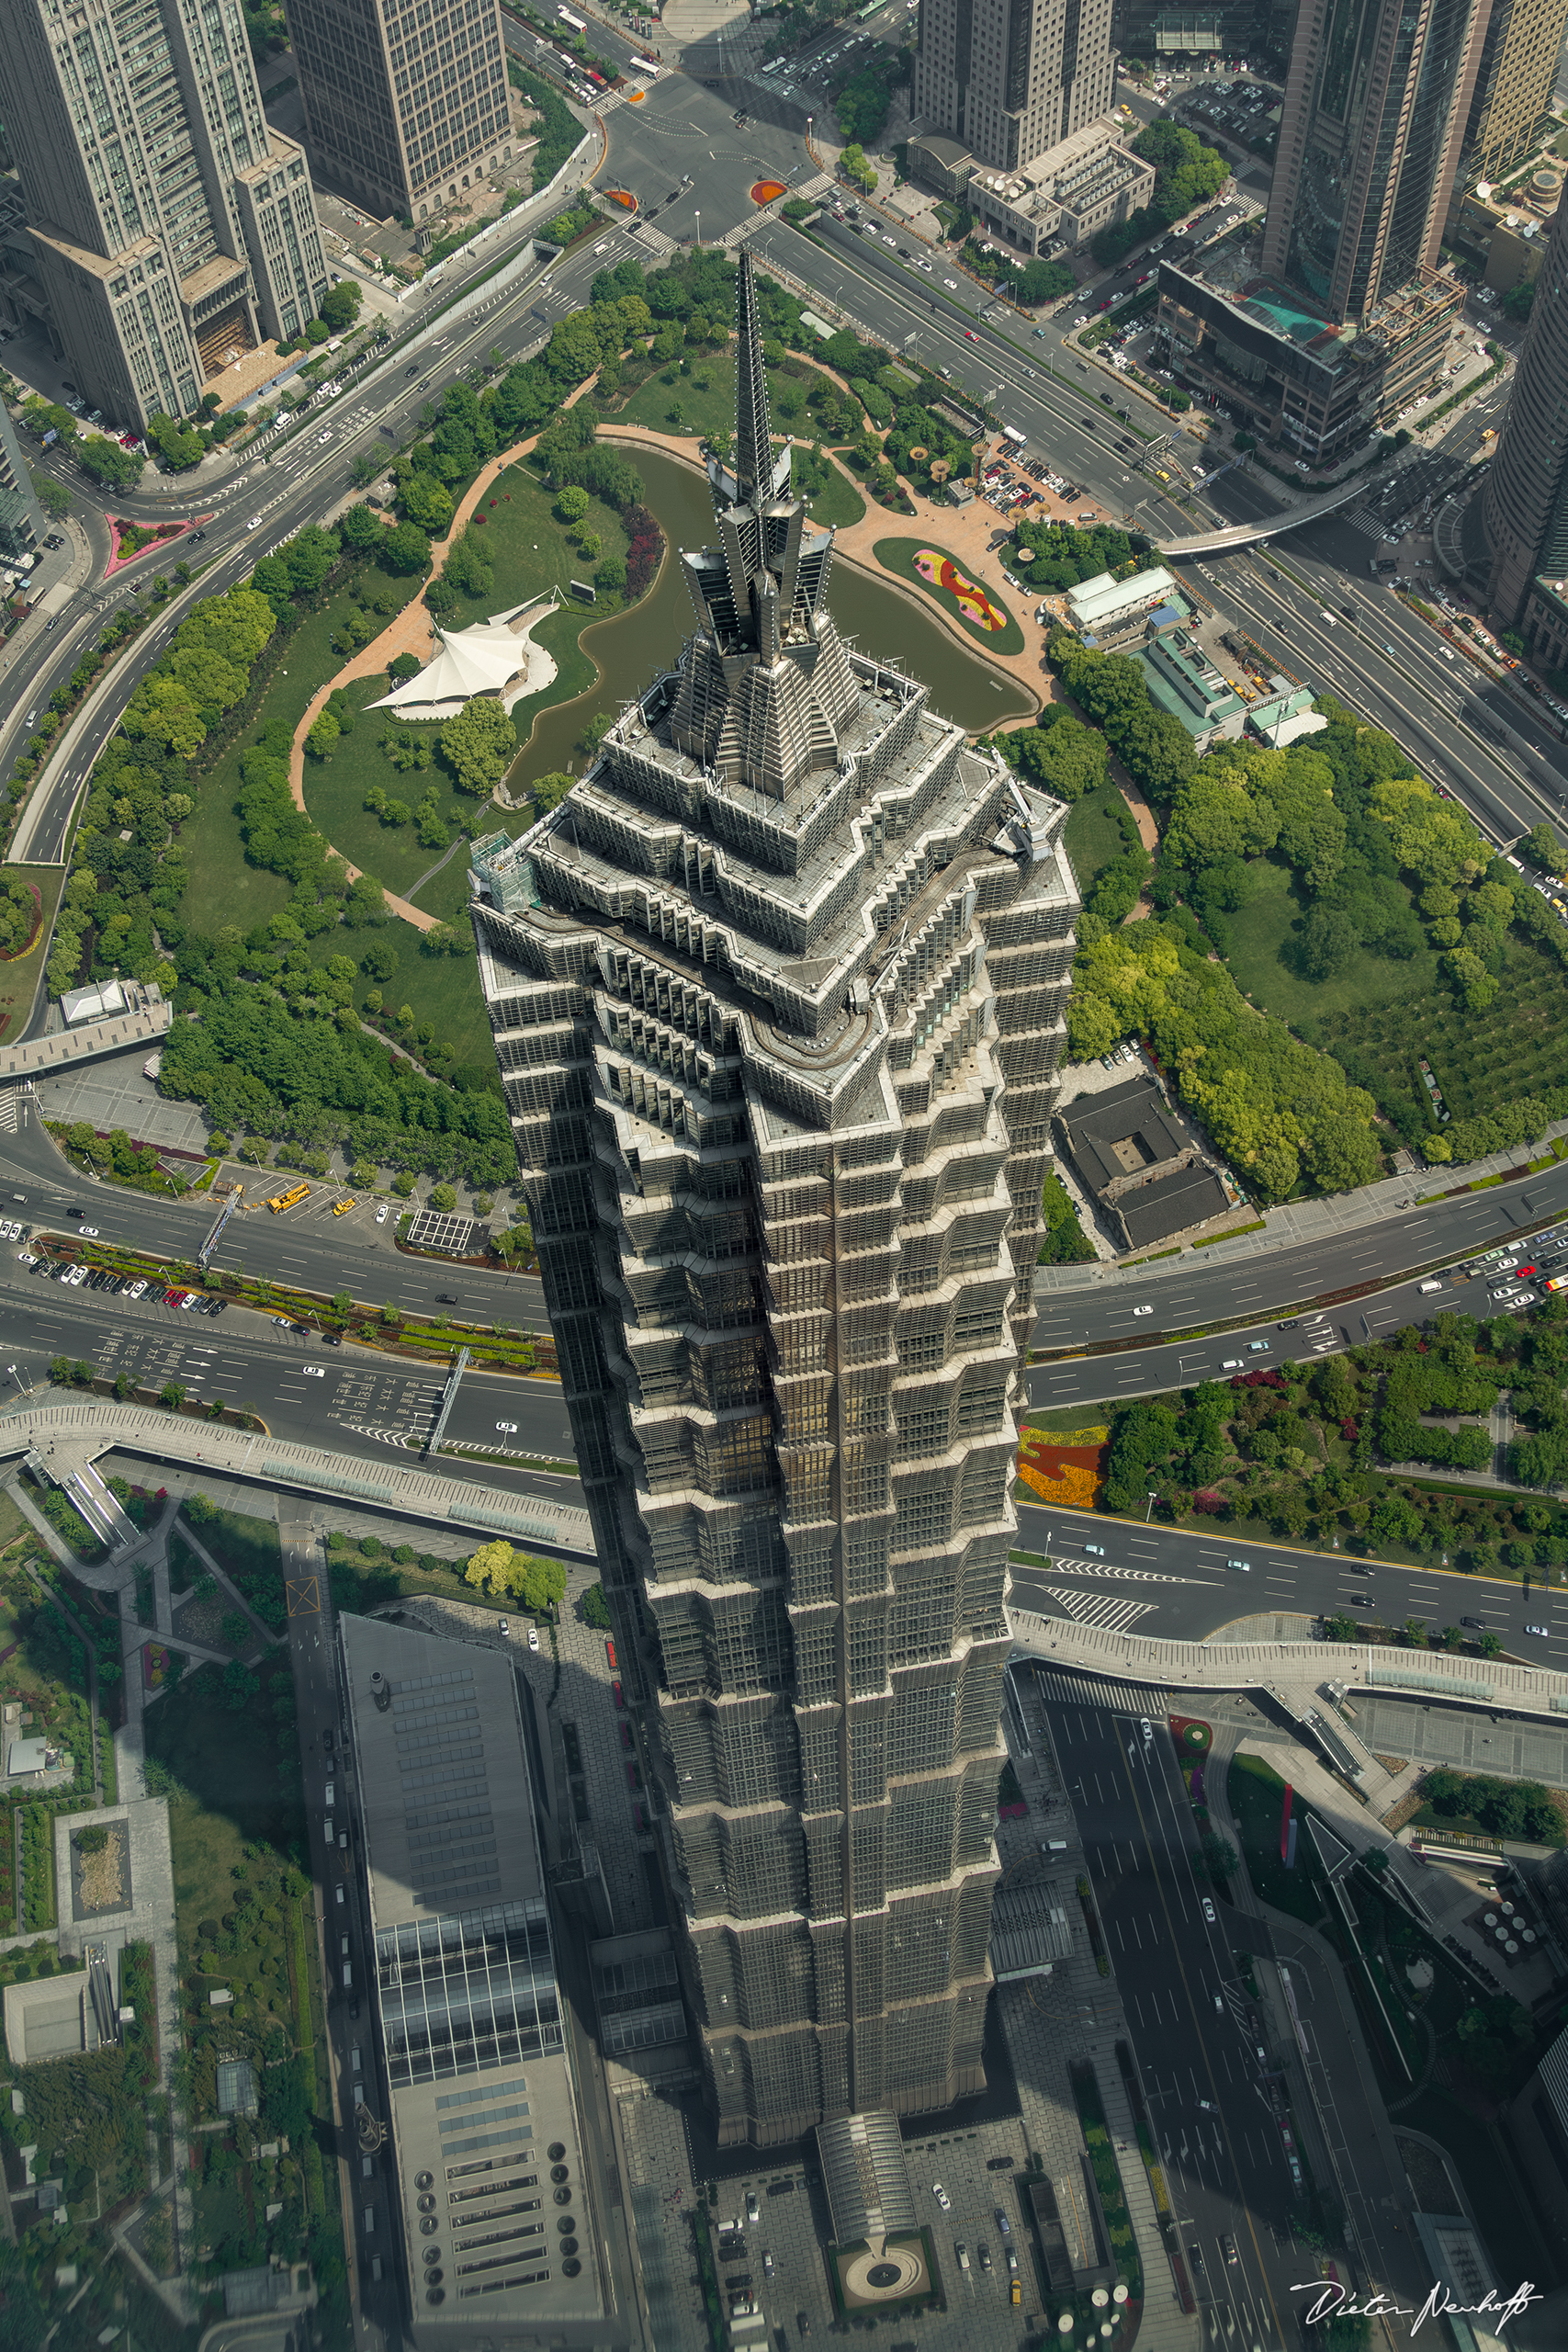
1065, 782, 1140, 893
873, 537, 1024, 656
1224, 860, 1568, 1135
791, 447, 866, 529
0, 865, 62, 1046
615, 354, 741, 443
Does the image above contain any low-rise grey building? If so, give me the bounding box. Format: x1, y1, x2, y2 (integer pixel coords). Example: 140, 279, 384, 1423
966, 119, 1157, 258
1055, 1074, 1229, 1250
340, 1613, 606, 2345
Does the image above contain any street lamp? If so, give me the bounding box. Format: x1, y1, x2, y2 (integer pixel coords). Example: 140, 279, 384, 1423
1145, 1491, 1158, 1523
694, 209, 701, 250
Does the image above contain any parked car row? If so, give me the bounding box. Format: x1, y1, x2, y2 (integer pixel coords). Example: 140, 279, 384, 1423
21, 1253, 227, 1312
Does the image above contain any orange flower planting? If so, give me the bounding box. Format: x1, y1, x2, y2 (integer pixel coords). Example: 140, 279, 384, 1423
1016, 1430, 1105, 1510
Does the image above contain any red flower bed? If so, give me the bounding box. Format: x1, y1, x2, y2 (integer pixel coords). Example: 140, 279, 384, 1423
625, 501, 665, 600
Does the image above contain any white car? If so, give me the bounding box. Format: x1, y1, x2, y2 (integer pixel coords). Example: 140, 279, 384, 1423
932, 2182, 952, 2211
1084, 1542, 1105, 1557
1201, 1897, 1216, 1922
1226, 1557, 1251, 1573
1221, 1357, 1242, 1370
80, 1227, 98, 1238
943, 277, 958, 289
527, 1625, 540, 1653
246, 514, 264, 529
303, 1364, 324, 1378
127, 1279, 147, 1298
16, 1250, 33, 1265
375, 1204, 389, 1225
496, 1419, 518, 1435
498, 1617, 509, 1638
1133, 1304, 1153, 1317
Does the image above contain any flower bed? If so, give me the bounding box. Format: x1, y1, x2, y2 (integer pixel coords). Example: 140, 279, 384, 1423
104, 513, 206, 580
1017, 1431, 1104, 1510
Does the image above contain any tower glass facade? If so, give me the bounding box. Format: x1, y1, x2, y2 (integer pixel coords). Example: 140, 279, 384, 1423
1484, 202, 1568, 623
472, 254, 1080, 2146
287, 0, 516, 226
1459, 0, 1568, 186
0, 0, 330, 430
1263, 0, 1488, 324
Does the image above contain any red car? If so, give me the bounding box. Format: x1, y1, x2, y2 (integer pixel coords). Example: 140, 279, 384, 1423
605, 1636, 617, 1672
612, 1679, 625, 1709
964, 327, 978, 340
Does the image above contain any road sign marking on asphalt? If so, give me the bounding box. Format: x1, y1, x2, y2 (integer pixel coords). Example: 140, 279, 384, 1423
287, 1576, 321, 1616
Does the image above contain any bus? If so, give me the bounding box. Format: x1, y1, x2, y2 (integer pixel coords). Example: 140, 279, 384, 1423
857, 0, 886, 17
265, 1182, 311, 1215
630, 54, 660, 77
557, 6, 586, 28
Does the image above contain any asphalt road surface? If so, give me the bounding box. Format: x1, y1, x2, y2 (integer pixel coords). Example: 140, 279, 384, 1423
1010, 1502, 1562, 1665
1043, 1683, 1303, 2346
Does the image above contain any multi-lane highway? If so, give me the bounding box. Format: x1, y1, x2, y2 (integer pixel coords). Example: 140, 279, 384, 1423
1024, 1673, 1436, 2346
1010, 1502, 1562, 1664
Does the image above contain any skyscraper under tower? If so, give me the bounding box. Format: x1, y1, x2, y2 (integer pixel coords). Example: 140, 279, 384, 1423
914, 0, 1116, 174
0, 0, 330, 431
470, 254, 1081, 2146
285, 0, 517, 229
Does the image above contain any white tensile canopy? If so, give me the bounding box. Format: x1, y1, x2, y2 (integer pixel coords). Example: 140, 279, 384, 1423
369, 592, 558, 718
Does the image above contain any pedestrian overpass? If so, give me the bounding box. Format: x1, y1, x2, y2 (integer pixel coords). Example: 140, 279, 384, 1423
1151, 471, 1371, 557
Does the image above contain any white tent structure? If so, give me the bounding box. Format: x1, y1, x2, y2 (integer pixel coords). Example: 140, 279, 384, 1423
369, 592, 558, 721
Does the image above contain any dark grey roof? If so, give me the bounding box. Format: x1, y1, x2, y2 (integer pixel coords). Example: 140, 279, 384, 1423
1058, 1074, 1190, 1194
1119, 1164, 1229, 1248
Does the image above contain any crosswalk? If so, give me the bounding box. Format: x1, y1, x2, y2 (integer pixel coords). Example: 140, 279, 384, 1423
1040, 1586, 1158, 1634
1017, 1664, 1168, 1714
1340, 502, 1394, 546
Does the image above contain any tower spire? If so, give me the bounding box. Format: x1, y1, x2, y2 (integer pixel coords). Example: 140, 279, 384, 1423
731, 249, 774, 501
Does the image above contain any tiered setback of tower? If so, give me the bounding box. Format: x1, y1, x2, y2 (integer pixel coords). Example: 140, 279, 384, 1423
470, 255, 1079, 2147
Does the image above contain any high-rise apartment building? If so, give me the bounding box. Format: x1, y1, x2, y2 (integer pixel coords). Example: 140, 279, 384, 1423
1159, 0, 1477, 458
1483, 201, 1568, 626
286, 0, 517, 226
915, 0, 1116, 173
1460, 0, 1568, 184
470, 254, 1081, 2147
1263, 0, 1487, 322
0, 0, 330, 432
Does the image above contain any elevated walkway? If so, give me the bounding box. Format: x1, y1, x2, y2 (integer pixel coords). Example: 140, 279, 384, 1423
0, 1396, 596, 1560
1007, 1600, 1568, 1725
1152, 472, 1370, 557
0, 1003, 171, 1086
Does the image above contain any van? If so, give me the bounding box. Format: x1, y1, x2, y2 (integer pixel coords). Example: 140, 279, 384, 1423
1418, 1279, 1443, 1294
1043, 1838, 1069, 1853
343, 1961, 353, 1988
